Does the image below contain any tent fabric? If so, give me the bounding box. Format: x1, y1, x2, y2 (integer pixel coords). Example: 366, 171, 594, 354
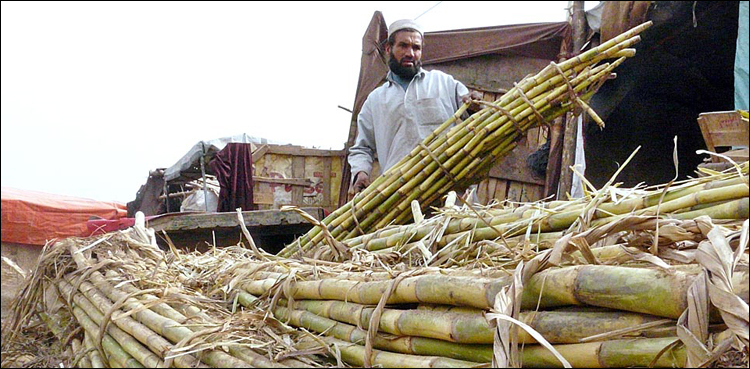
339, 11, 389, 206
1, 187, 127, 246
208, 143, 256, 212
163, 133, 285, 182
422, 22, 570, 64
599, 1, 651, 43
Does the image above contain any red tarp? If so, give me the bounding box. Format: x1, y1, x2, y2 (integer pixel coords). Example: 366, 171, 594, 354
1, 187, 127, 246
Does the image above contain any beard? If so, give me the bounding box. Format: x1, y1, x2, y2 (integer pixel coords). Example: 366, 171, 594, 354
388, 51, 421, 80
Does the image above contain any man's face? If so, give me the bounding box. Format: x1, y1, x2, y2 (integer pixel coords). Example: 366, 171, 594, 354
386, 30, 422, 79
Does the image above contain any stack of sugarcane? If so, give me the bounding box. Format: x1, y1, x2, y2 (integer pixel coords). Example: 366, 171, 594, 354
1, 180, 747, 367
291, 158, 749, 264
224, 161, 748, 367
228, 217, 748, 368
279, 21, 654, 259
0, 227, 319, 368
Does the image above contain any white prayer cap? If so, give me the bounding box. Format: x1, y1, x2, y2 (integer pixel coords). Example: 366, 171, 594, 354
387, 19, 423, 38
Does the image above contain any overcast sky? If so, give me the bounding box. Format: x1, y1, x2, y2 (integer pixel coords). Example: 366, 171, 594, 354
1, 1, 593, 203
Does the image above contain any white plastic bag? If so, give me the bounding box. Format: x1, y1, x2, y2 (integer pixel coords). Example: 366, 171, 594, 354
180, 190, 219, 212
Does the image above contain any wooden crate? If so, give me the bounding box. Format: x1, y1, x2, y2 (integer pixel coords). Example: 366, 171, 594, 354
696, 111, 749, 163
252, 144, 345, 213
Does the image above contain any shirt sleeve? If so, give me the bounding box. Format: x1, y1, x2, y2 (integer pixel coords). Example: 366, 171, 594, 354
454, 79, 470, 109
348, 98, 376, 183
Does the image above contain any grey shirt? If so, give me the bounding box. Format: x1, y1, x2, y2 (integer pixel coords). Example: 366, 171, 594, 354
348, 68, 469, 180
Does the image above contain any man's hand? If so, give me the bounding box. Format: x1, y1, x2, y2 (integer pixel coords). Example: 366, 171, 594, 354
348, 171, 370, 200
462, 90, 484, 113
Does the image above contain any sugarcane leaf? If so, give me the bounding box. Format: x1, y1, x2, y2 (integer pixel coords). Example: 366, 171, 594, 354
698, 227, 734, 290
486, 312, 572, 368
733, 219, 749, 273
620, 246, 673, 272
410, 200, 424, 224
676, 271, 710, 367
658, 248, 696, 264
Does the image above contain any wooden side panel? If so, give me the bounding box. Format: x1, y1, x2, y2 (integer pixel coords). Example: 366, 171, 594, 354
292, 157, 305, 205
493, 180, 508, 202
506, 181, 524, 202
251, 145, 345, 212
522, 183, 544, 203
322, 157, 332, 208
476, 179, 489, 204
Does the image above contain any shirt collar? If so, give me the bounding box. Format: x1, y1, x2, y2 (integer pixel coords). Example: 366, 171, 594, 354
386, 68, 426, 86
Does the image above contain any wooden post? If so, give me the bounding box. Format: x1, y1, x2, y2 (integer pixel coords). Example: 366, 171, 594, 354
544, 117, 565, 198
291, 156, 305, 206
558, 1, 587, 199
200, 143, 209, 212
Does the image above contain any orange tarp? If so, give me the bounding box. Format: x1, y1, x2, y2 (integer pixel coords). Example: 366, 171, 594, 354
1, 187, 127, 246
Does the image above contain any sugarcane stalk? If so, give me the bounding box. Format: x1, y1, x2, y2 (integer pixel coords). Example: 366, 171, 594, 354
519, 337, 686, 368
57, 278, 167, 368
523, 265, 750, 319
84, 332, 106, 368
277, 297, 674, 345
61, 275, 199, 368
70, 338, 91, 369
243, 295, 493, 363
298, 335, 479, 368
69, 305, 144, 368
240, 273, 509, 310
240, 264, 748, 318
113, 272, 290, 369
670, 197, 749, 220
67, 263, 253, 368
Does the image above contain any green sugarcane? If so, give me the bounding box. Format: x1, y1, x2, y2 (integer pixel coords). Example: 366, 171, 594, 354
57, 278, 167, 368
281, 22, 653, 256
69, 305, 144, 368
62, 274, 200, 368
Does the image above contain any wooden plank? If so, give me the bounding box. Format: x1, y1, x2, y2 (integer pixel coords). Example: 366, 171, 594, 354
522, 183, 544, 203
544, 117, 565, 198
493, 180, 508, 202
697, 111, 748, 146
488, 144, 546, 185
147, 207, 325, 232
507, 181, 524, 202
322, 157, 332, 208
527, 126, 541, 147
254, 176, 311, 187
291, 156, 305, 205
477, 179, 489, 205
251, 144, 269, 163
696, 111, 749, 163
486, 178, 498, 203
253, 191, 274, 205
265, 145, 346, 157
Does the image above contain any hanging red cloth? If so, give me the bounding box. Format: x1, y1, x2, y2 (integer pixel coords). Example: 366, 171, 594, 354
208, 143, 255, 212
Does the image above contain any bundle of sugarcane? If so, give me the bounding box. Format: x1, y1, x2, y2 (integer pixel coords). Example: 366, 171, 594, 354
0, 226, 319, 368
4, 159, 748, 369
230, 227, 747, 367
227, 162, 749, 367
2, 208, 747, 368
286, 159, 748, 263
278, 21, 655, 259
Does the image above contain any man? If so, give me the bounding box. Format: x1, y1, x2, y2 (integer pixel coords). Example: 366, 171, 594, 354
348, 19, 481, 197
